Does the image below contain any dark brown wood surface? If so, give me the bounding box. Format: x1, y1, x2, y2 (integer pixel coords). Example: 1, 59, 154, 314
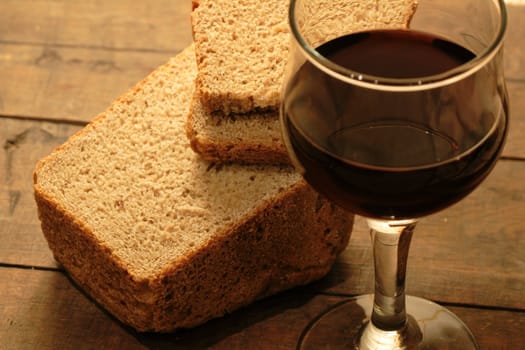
1, 1, 524, 349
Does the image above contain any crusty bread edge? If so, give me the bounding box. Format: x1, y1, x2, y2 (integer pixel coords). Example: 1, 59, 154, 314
186, 93, 291, 165
191, 0, 199, 11
146, 180, 353, 331
35, 171, 352, 332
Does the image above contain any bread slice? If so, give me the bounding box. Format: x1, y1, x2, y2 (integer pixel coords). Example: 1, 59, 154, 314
33, 45, 353, 332
190, 0, 418, 164
186, 95, 290, 165
192, 0, 418, 115
192, 0, 289, 114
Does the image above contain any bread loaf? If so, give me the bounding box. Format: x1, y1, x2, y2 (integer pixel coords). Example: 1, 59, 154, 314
33, 45, 353, 332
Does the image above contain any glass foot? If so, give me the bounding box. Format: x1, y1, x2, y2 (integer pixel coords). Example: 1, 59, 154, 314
297, 295, 478, 349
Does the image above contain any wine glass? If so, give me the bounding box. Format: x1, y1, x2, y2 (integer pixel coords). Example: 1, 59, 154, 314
280, 0, 508, 348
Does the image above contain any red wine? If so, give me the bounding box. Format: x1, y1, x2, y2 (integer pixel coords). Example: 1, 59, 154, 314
321, 29, 476, 78
282, 29, 507, 219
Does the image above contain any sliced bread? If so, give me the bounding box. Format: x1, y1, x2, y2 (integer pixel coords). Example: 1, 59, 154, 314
186, 95, 290, 165
189, 0, 418, 164
33, 45, 353, 332
192, 0, 289, 114
191, 0, 418, 115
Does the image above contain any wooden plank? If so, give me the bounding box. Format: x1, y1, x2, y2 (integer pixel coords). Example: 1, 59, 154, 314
320, 159, 525, 310
1, 267, 523, 349
0, 0, 192, 52
0, 0, 194, 122
501, 0, 525, 159
504, 4, 525, 81
0, 44, 181, 122
505, 80, 525, 158
0, 267, 144, 350
0, 118, 83, 268
452, 305, 525, 350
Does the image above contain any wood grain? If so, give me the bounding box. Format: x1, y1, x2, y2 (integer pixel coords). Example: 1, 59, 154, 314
505, 80, 525, 158
0, 118, 83, 268
0, 44, 177, 121
504, 4, 525, 81
0, 0, 193, 122
1, 268, 524, 350
0, 0, 192, 51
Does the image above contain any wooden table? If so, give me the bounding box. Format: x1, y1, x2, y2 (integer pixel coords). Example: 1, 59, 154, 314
1, 1, 524, 349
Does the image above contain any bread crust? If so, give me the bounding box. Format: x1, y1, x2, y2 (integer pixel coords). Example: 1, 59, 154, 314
186, 93, 290, 165
35, 178, 352, 332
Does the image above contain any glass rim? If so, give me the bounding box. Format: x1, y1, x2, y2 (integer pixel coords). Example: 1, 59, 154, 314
288, 0, 508, 92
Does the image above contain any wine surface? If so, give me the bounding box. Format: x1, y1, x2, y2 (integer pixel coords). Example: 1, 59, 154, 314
282, 29, 507, 219
322, 29, 476, 78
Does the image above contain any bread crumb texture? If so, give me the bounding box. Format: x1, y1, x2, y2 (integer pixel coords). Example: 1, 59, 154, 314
33, 45, 353, 332
192, 0, 289, 113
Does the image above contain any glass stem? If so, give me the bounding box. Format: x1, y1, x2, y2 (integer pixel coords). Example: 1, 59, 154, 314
367, 218, 417, 331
